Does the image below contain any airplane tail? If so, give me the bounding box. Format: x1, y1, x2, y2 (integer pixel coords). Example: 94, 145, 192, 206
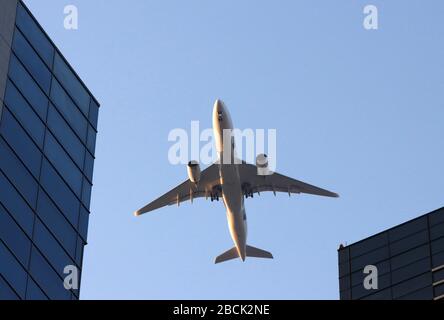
214, 245, 273, 264
246, 245, 273, 259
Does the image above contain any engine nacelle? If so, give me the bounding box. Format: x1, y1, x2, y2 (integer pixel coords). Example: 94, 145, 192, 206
256, 154, 268, 168
187, 160, 201, 183
256, 154, 271, 175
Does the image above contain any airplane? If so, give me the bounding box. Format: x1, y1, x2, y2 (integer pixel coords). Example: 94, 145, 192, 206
134, 99, 339, 264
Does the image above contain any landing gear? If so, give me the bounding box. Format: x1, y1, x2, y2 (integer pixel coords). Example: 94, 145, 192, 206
244, 190, 254, 198
242, 183, 254, 199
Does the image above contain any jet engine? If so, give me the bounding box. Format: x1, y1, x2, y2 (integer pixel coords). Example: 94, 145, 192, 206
256, 154, 268, 169
256, 154, 270, 176
187, 160, 201, 183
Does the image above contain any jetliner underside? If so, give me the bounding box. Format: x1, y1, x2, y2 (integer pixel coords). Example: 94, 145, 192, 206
135, 100, 339, 263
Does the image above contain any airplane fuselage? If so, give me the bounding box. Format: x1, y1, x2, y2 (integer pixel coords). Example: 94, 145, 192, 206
135, 98, 338, 263
212, 100, 247, 261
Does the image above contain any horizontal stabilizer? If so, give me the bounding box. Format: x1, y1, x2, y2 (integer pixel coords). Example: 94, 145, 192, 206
214, 245, 273, 264
246, 245, 273, 259
215, 247, 239, 264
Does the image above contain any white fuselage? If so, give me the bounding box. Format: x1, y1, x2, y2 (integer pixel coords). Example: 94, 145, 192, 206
212, 100, 247, 261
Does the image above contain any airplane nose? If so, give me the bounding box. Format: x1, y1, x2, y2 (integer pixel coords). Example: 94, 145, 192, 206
214, 99, 223, 112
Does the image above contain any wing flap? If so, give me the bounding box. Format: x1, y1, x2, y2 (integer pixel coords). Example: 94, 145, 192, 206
238, 163, 339, 198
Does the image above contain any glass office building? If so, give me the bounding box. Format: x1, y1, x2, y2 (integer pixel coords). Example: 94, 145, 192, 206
338, 207, 444, 300
0, 0, 99, 299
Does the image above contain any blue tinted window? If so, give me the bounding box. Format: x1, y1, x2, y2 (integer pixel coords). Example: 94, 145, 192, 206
431, 222, 444, 241
392, 258, 430, 285
87, 124, 97, 155
391, 244, 430, 270
26, 278, 48, 300
392, 273, 432, 299
83, 151, 94, 183
0, 241, 27, 299
47, 103, 85, 168
397, 286, 433, 300
89, 98, 99, 130
44, 132, 83, 196
82, 179, 92, 208
351, 261, 391, 287
16, 3, 54, 67
338, 247, 349, 264
430, 208, 444, 226
0, 171, 34, 236
12, 29, 51, 93
29, 247, 71, 300
431, 237, 444, 255
78, 206, 89, 242
37, 189, 77, 255
351, 273, 392, 299
350, 233, 388, 259
389, 217, 428, 243
75, 236, 84, 267
40, 159, 80, 227
50, 78, 87, 140
33, 218, 76, 278
433, 251, 444, 268
0, 108, 42, 178
362, 288, 393, 300
434, 268, 444, 283
350, 246, 389, 273
0, 204, 32, 266
8, 54, 48, 120
0, 137, 38, 208
0, 275, 20, 300
435, 283, 444, 298
390, 230, 429, 256
53, 52, 90, 116
4, 80, 45, 147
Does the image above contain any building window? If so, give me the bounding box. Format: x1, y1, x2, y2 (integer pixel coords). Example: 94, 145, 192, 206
36, 189, 77, 255
15, 3, 54, 68
0, 204, 32, 266
0, 108, 42, 178
12, 28, 51, 93
0, 137, 39, 208
46, 103, 86, 169
53, 52, 90, 116
44, 131, 83, 197
50, 78, 88, 141
4, 80, 45, 147
89, 98, 99, 130
0, 241, 27, 299
0, 171, 35, 237
29, 247, 72, 300
40, 159, 80, 227
8, 54, 48, 120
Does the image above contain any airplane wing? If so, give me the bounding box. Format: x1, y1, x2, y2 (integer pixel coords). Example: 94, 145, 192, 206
238, 163, 339, 198
134, 163, 221, 216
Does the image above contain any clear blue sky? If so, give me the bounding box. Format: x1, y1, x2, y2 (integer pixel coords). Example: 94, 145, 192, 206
25, 0, 444, 299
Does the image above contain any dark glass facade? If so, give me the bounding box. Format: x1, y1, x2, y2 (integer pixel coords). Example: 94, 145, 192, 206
0, 0, 99, 300
338, 207, 444, 300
